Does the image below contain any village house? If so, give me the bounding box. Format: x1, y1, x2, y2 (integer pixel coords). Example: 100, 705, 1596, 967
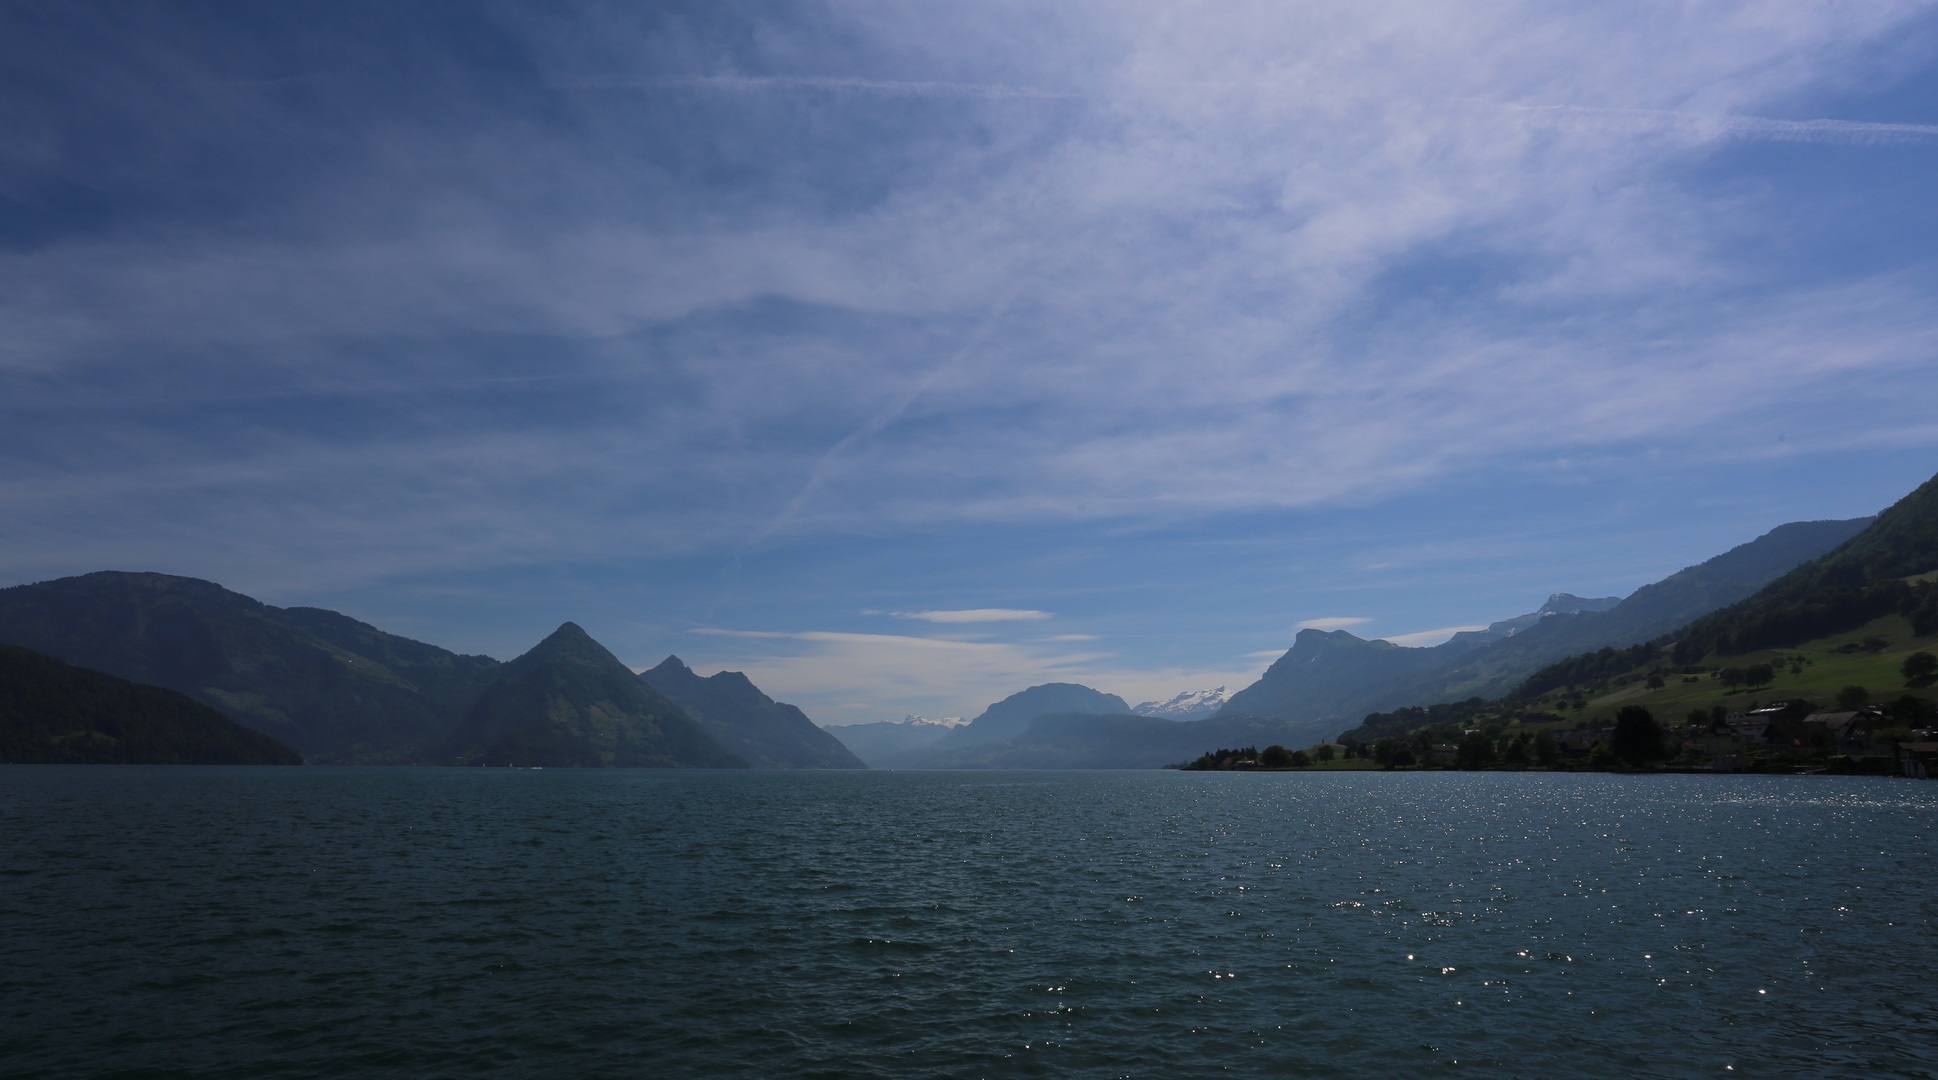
1726, 699, 1820, 744
1899, 742, 1938, 779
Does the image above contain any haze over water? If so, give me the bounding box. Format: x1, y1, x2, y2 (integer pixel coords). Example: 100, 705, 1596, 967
3, 768, 1932, 1078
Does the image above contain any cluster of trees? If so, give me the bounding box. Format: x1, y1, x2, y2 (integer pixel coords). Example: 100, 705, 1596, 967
1450, 728, 1563, 769
1353, 707, 1670, 771
1514, 642, 1665, 700
1180, 743, 1341, 770
1905, 651, 1938, 684
1717, 663, 1775, 690
1341, 697, 1494, 744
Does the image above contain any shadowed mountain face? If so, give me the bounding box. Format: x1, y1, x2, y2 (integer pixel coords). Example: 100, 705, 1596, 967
1, 643, 303, 765
0, 572, 502, 763
639, 656, 865, 769
1214, 516, 1874, 738
443, 625, 745, 769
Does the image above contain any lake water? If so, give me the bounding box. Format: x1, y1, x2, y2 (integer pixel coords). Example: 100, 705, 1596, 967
2, 767, 1934, 1078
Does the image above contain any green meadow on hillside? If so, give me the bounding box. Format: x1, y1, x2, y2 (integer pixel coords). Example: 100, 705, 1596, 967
1558, 614, 1935, 725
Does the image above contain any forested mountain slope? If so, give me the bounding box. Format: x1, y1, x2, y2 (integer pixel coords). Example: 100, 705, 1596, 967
0, 572, 501, 763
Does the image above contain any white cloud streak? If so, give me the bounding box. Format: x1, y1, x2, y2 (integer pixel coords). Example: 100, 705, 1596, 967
1487, 102, 1938, 146
558, 74, 1078, 99
893, 609, 1053, 623
1296, 617, 1372, 631
1381, 625, 1489, 648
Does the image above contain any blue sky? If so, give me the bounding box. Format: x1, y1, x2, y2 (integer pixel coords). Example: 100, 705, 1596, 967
4, 1, 1937, 724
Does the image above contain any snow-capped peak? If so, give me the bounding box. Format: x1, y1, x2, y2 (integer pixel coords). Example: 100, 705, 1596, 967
1131, 687, 1229, 720
898, 714, 968, 728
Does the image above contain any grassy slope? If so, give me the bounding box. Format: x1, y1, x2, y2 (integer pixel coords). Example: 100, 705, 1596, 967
1563, 613, 1935, 726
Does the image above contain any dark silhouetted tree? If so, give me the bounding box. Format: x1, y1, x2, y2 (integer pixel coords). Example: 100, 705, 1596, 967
1611, 706, 1667, 767
1891, 694, 1934, 723
1533, 729, 1560, 768
1456, 729, 1495, 769
1502, 734, 1530, 766
1902, 651, 1937, 683
1260, 744, 1293, 768
1744, 663, 1774, 688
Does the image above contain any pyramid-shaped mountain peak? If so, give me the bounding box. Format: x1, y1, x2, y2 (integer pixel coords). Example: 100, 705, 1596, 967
519, 621, 620, 665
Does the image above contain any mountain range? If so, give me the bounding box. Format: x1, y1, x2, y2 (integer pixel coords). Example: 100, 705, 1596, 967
1209, 517, 1874, 746
441, 623, 746, 768
0, 572, 857, 769
861, 683, 1132, 768
640, 656, 866, 769
0, 485, 1921, 771
854, 513, 1884, 769
818, 715, 964, 767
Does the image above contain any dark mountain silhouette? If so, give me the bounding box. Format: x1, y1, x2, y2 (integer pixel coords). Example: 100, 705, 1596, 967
442, 624, 745, 768
1, 643, 302, 764
639, 656, 865, 769
0, 572, 501, 763
1213, 516, 1872, 741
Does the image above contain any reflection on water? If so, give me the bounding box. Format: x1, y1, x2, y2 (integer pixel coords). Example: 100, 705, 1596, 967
2, 767, 1934, 1078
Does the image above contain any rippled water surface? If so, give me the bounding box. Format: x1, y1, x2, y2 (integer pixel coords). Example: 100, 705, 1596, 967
3, 767, 1935, 1078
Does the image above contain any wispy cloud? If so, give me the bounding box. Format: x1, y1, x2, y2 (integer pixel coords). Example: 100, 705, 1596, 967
1382, 625, 1489, 648
1296, 617, 1372, 631
557, 74, 1078, 99
1486, 102, 1938, 146
892, 609, 1053, 623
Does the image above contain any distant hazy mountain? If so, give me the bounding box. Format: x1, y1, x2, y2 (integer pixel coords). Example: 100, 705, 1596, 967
639, 656, 865, 769
1131, 686, 1231, 720
933, 683, 1131, 747
872, 683, 1131, 768
1, 643, 303, 765
0, 571, 501, 763
914, 712, 1324, 770
1213, 516, 1873, 743
819, 715, 962, 767
443, 624, 745, 768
